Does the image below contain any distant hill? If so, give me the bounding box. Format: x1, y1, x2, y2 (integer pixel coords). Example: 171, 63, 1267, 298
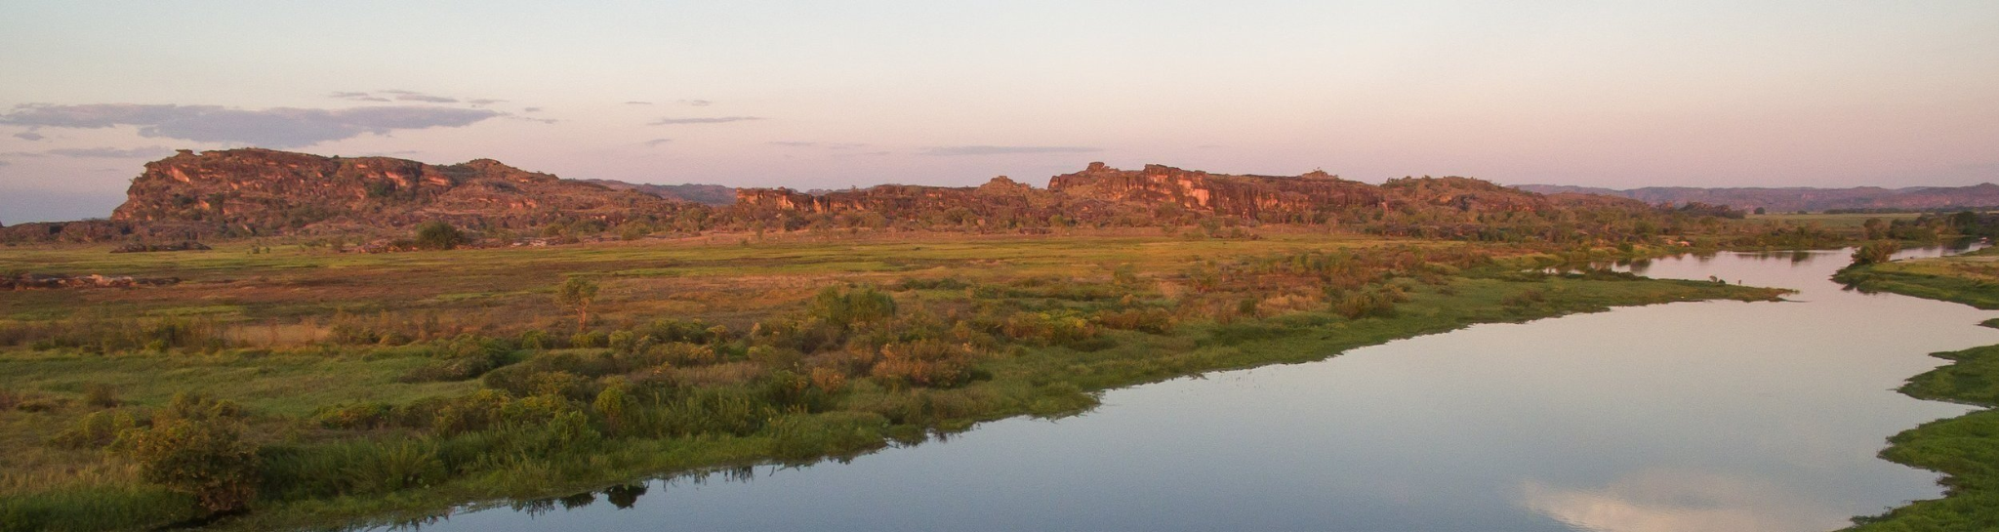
579, 179, 737, 206
1515, 184, 1999, 213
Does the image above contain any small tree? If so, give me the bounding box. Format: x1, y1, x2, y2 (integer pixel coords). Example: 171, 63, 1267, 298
1862, 218, 1888, 240
1852, 240, 1901, 266
414, 221, 468, 250
556, 277, 600, 333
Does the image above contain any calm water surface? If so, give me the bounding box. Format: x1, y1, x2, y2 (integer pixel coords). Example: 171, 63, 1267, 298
396, 247, 1998, 532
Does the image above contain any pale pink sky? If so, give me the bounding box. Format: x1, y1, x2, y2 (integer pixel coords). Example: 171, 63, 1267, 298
3, 1, 1997, 223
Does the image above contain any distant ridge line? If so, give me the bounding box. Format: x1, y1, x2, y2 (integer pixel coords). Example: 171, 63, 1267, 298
1513, 183, 1999, 213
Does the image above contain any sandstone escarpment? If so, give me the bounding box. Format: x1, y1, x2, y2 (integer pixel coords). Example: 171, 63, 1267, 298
109, 148, 688, 236
1048, 163, 1385, 223
733, 176, 1116, 231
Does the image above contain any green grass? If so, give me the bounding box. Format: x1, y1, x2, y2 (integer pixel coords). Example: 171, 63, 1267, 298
0, 233, 1786, 531
1834, 250, 1999, 531
1846, 344, 1999, 531
1834, 247, 1999, 310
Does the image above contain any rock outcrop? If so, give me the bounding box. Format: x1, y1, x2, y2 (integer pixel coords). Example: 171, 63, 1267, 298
109, 148, 689, 236
3, 149, 1716, 244
1048, 163, 1386, 222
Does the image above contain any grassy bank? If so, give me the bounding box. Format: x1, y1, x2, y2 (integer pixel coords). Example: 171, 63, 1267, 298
1837, 251, 1999, 531
1833, 246, 1999, 310
1846, 343, 1999, 531
0, 233, 1784, 531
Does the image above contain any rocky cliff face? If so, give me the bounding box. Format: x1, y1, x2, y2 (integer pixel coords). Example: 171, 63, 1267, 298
6, 149, 1697, 244
731, 163, 1595, 230
1048, 163, 1385, 222
108, 148, 686, 235
732, 176, 1121, 230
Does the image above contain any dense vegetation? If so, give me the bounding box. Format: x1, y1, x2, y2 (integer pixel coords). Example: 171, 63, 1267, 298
0, 233, 1783, 531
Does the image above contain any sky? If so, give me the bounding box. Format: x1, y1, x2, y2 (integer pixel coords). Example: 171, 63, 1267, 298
2, 1, 1997, 223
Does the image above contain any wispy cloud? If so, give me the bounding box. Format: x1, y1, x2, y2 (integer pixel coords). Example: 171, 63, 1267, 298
467, 98, 504, 106
329, 91, 390, 102
0, 103, 504, 148
650, 116, 763, 125
522, 107, 543, 113
770, 141, 868, 150
920, 145, 1100, 156
644, 138, 672, 147
45, 146, 173, 158
13, 131, 44, 141
0, 160, 10, 167
680, 99, 713, 107
380, 90, 458, 103
625, 101, 653, 106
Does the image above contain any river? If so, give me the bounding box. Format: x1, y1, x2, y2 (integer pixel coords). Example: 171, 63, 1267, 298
392, 246, 1999, 532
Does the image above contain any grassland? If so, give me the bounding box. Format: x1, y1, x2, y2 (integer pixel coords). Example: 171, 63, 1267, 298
1836, 249, 1999, 531
0, 230, 1785, 531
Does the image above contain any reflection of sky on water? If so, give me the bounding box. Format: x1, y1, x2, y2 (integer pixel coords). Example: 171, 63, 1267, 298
392, 247, 1999, 532
1521, 469, 1836, 532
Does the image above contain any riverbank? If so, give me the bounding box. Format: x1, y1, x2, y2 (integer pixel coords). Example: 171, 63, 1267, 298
1840, 249, 1999, 531
0, 235, 1785, 531
1834, 245, 1999, 310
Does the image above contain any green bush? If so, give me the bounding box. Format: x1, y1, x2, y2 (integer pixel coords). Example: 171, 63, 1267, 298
413, 221, 468, 250
52, 410, 141, 448
810, 286, 897, 329
112, 416, 259, 513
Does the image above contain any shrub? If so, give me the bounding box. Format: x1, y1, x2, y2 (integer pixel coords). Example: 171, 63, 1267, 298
809, 286, 897, 329
113, 416, 260, 513
640, 341, 719, 368
1001, 312, 1099, 346
1330, 288, 1398, 319
871, 340, 978, 388
52, 410, 141, 448
82, 383, 121, 408
430, 389, 512, 435
400, 355, 501, 383
810, 367, 849, 393
413, 221, 468, 250
1091, 308, 1175, 334
313, 402, 398, 430
593, 385, 636, 436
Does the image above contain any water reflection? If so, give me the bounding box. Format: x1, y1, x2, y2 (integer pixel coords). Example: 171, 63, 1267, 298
1520, 470, 1839, 532
385, 247, 1998, 532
